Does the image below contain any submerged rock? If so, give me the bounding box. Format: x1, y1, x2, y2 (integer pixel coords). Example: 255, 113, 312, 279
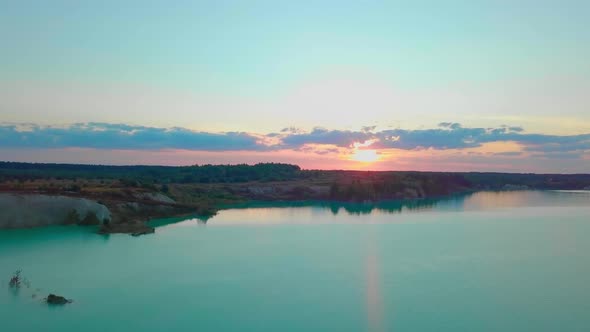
131, 228, 156, 237
46, 294, 72, 305
98, 222, 155, 236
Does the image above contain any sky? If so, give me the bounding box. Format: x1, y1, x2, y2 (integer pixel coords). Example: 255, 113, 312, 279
1, 0, 589, 172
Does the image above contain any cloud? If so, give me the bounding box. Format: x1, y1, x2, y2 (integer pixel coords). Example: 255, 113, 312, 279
493, 151, 523, 156
530, 151, 583, 160
520, 138, 590, 153
296, 144, 342, 155
279, 127, 373, 148
280, 127, 303, 134
280, 123, 589, 154
438, 122, 462, 130
507, 126, 524, 133
0, 122, 589, 162
0, 123, 264, 151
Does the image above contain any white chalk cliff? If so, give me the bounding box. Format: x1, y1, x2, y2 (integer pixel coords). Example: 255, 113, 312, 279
0, 193, 111, 229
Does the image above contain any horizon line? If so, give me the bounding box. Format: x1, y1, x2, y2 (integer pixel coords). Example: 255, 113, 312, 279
2, 160, 589, 176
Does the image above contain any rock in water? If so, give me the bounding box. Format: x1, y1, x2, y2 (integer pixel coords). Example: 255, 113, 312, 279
46, 294, 72, 305
98, 222, 155, 236
131, 228, 155, 237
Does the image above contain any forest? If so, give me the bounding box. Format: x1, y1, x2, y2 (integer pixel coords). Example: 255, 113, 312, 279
2, 161, 590, 203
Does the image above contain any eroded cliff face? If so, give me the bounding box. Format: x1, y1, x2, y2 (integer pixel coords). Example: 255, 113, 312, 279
0, 193, 111, 229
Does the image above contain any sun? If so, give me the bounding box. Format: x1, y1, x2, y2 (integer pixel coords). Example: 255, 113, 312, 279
351, 149, 380, 163
349, 140, 380, 163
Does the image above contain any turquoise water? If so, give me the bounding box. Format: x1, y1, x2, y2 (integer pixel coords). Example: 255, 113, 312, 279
1, 191, 590, 331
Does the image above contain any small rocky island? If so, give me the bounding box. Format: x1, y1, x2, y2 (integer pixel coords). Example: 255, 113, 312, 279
46, 294, 72, 305
8, 270, 72, 305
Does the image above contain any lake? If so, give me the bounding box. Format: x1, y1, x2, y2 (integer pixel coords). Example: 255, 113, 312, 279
1, 190, 590, 331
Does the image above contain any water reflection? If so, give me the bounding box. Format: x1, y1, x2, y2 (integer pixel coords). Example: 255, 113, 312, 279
153, 190, 590, 228
220, 190, 590, 217
365, 231, 385, 332
221, 193, 471, 217
2, 190, 590, 332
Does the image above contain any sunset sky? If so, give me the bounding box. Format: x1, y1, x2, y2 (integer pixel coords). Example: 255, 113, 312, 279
1, 1, 589, 172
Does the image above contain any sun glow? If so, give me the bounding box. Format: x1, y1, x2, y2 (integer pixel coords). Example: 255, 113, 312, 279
350, 140, 380, 163
351, 149, 380, 163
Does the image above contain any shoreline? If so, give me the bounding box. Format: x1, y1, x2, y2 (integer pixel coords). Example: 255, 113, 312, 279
3, 188, 589, 234
2, 162, 590, 234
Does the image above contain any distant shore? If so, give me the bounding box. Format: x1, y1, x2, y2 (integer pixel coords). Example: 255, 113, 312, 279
1, 161, 589, 234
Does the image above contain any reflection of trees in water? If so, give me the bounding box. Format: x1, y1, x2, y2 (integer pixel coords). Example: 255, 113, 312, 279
327, 198, 444, 215
150, 191, 586, 227
223, 193, 472, 216
317, 193, 471, 216
154, 193, 474, 227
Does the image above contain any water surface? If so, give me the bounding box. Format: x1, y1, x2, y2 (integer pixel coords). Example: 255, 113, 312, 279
1, 191, 590, 331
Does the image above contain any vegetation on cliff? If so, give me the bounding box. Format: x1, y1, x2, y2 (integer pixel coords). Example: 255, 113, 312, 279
0, 162, 301, 185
